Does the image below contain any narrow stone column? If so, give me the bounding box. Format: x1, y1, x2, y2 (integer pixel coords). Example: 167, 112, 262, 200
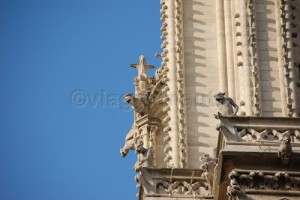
284, 0, 298, 117
174, 0, 188, 168
224, 0, 236, 98
239, 0, 253, 116
165, 0, 179, 168
216, 0, 228, 94
274, 0, 288, 116
149, 126, 158, 166
136, 115, 160, 168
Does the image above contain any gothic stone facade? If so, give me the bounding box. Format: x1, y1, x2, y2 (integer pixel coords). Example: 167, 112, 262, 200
120, 0, 300, 199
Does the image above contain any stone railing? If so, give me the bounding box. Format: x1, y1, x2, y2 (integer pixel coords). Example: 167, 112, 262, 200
217, 116, 300, 143
137, 168, 215, 199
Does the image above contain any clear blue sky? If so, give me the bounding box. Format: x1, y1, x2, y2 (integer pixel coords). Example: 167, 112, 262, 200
0, 0, 161, 199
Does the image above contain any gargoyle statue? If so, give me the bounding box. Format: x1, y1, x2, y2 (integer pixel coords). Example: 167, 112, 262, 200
124, 93, 150, 116
134, 140, 153, 172
120, 124, 136, 157
214, 92, 238, 118
278, 134, 292, 166
200, 154, 217, 195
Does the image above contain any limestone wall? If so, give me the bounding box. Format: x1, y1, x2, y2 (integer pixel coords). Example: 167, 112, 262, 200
255, 0, 282, 116
179, 0, 300, 168
182, 0, 219, 168
156, 0, 300, 169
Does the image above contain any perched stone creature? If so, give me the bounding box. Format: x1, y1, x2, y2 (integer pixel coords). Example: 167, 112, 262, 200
124, 93, 150, 116
214, 92, 239, 118
134, 140, 153, 172
200, 154, 217, 195
278, 134, 292, 166
120, 124, 136, 157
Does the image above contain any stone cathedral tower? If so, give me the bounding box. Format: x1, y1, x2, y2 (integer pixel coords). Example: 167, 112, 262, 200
120, 0, 300, 199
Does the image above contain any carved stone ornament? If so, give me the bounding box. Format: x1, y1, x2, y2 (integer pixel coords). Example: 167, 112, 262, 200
216, 116, 300, 143
199, 154, 218, 195
214, 92, 239, 118
227, 171, 254, 200
237, 129, 298, 142
130, 55, 155, 83
134, 140, 153, 172
120, 55, 162, 160
138, 168, 215, 198
124, 93, 150, 116
227, 170, 300, 193
120, 54, 171, 173
278, 134, 293, 166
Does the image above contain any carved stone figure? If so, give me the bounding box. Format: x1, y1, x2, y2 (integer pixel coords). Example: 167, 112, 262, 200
200, 164, 214, 195
157, 180, 203, 196
124, 93, 150, 116
225, 170, 300, 193
214, 92, 239, 118
155, 67, 164, 79
120, 124, 136, 157
134, 140, 153, 172
200, 154, 217, 195
278, 134, 292, 166
227, 171, 254, 200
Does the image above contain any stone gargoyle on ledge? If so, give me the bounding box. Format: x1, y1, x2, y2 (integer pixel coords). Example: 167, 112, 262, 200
214, 92, 239, 119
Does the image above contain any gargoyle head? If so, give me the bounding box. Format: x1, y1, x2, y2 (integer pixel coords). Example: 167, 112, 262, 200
120, 148, 128, 157
124, 93, 134, 103
283, 135, 291, 144
214, 92, 226, 101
